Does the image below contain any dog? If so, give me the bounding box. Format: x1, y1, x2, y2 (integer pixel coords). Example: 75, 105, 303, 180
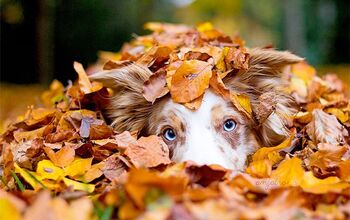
90, 45, 302, 171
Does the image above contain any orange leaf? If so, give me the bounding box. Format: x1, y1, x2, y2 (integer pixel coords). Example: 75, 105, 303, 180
170, 60, 212, 103
73, 61, 103, 94
43, 145, 75, 168
124, 135, 171, 168
291, 61, 316, 82
271, 157, 304, 186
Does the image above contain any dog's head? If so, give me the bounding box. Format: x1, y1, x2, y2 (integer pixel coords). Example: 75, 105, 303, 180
90, 48, 302, 170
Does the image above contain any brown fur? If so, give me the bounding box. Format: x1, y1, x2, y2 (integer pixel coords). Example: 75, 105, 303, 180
89, 48, 303, 146
223, 48, 303, 146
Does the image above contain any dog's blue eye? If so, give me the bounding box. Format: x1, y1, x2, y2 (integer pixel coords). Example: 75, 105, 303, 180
223, 119, 236, 132
163, 128, 176, 141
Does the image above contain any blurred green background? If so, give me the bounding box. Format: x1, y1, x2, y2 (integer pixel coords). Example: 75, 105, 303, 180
0, 0, 349, 128
1, 0, 349, 84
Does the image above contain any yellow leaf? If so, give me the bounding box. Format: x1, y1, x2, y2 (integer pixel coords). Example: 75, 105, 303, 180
36, 160, 64, 181
14, 163, 42, 190
64, 158, 93, 179
252, 130, 295, 162
290, 77, 307, 98
301, 172, 349, 194
80, 161, 105, 183
245, 159, 272, 178
0, 198, 21, 220
230, 92, 252, 118
291, 61, 316, 82
301, 171, 339, 188
215, 47, 229, 72
63, 178, 95, 193
196, 22, 213, 32
271, 157, 304, 186
325, 108, 349, 123
294, 111, 312, 124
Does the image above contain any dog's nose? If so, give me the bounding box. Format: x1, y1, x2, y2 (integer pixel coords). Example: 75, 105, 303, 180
181, 128, 232, 169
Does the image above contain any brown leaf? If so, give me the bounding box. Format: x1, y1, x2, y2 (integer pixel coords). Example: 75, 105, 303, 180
137, 46, 172, 66
43, 145, 75, 168
224, 47, 249, 71
103, 60, 133, 70
254, 92, 277, 124
183, 95, 203, 110
125, 168, 187, 209
45, 130, 75, 143
306, 109, 348, 145
90, 124, 113, 140
103, 154, 127, 182
170, 60, 212, 103
185, 163, 228, 187
309, 143, 348, 178
142, 70, 169, 103
124, 135, 171, 168
13, 125, 53, 142
74, 61, 103, 94
183, 51, 211, 62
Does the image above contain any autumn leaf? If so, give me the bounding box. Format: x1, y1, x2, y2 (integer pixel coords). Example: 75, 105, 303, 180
224, 47, 250, 71
124, 135, 171, 168
169, 60, 212, 103
325, 108, 349, 123
142, 70, 169, 103
252, 130, 295, 162
13, 125, 52, 142
230, 92, 252, 118
125, 168, 187, 209
300, 171, 349, 194
183, 95, 203, 110
73, 61, 103, 94
271, 157, 304, 186
62, 178, 95, 193
246, 130, 295, 178
306, 109, 348, 145
291, 61, 316, 82
137, 46, 172, 67
65, 158, 93, 178
209, 70, 230, 99
308, 143, 348, 178
43, 145, 75, 168
41, 80, 65, 107
254, 92, 277, 124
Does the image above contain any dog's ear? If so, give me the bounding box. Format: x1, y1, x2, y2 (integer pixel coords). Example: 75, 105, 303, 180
224, 48, 303, 146
89, 62, 154, 133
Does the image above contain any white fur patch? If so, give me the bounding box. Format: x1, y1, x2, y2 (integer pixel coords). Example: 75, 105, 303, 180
160, 90, 256, 171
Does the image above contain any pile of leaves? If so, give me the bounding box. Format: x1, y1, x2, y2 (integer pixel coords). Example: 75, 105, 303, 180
1, 22, 350, 220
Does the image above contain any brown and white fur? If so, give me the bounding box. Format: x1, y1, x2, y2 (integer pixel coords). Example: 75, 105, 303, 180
90, 48, 303, 171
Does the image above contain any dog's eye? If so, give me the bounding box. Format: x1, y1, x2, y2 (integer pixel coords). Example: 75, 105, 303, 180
223, 119, 236, 132
163, 128, 176, 141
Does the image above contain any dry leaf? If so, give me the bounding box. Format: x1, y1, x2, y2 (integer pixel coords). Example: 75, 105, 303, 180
124, 135, 171, 168
170, 60, 212, 103
142, 70, 169, 103
73, 61, 103, 94
306, 109, 348, 145
43, 145, 75, 168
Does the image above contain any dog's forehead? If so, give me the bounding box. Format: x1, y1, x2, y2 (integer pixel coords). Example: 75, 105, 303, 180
162, 90, 233, 122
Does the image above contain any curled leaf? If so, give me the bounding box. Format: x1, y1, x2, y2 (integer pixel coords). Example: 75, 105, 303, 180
306, 109, 348, 145
142, 70, 169, 103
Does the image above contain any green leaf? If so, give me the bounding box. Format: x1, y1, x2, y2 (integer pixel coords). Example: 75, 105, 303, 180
11, 171, 25, 192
